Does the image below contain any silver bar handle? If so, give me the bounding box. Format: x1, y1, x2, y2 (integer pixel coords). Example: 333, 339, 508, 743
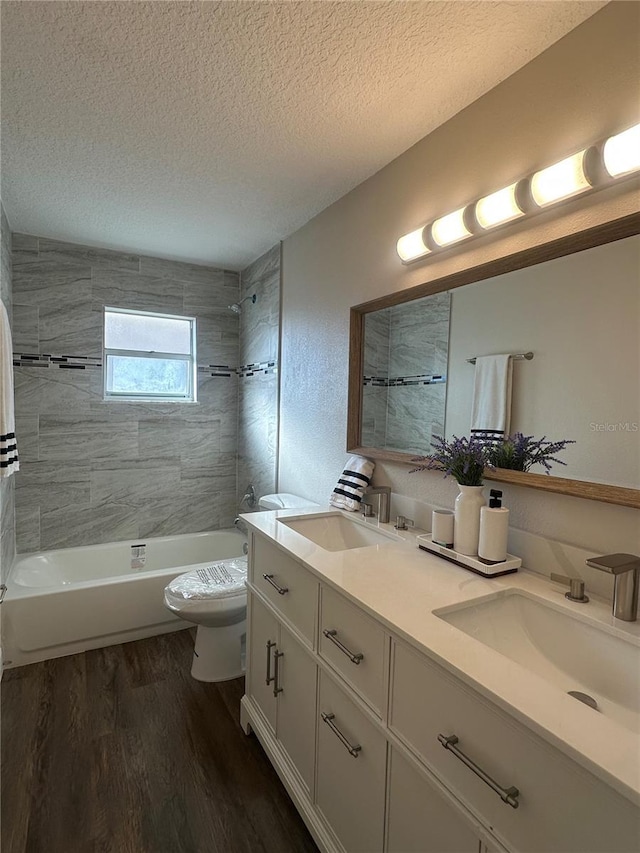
262, 573, 289, 595
273, 650, 284, 697
321, 712, 361, 757
438, 734, 520, 809
322, 628, 364, 665
265, 640, 276, 685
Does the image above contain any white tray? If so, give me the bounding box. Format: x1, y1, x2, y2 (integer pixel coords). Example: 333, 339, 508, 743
416, 533, 521, 578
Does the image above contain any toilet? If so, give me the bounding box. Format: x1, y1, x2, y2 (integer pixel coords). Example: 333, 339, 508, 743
164, 492, 319, 682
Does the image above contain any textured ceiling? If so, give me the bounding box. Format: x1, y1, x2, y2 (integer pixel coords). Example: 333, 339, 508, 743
1, 1, 606, 268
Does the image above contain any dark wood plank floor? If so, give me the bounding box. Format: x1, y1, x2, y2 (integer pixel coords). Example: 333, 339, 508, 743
1, 630, 318, 853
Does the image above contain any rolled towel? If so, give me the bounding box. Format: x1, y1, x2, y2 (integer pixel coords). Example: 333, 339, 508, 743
329, 455, 375, 512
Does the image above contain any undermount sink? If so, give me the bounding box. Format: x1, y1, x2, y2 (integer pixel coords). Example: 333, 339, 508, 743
278, 513, 398, 551
435, 590, 640, 733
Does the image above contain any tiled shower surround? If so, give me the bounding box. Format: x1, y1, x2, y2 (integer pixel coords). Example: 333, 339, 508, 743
1, 205, 15, 581
362, 292, 450, 454
237, 244, 280, 506
12, 234, 242, 552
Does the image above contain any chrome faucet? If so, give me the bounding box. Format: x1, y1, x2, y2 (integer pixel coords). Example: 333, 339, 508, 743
585, 553, 640, 622
363, 486, 391, 524
240, 484, 257, 509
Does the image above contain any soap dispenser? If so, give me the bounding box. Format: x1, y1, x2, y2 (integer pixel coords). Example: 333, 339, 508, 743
478, 489, 509, 564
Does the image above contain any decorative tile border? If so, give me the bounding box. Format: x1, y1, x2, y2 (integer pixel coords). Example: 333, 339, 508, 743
13, 353, 278, 379
363, 373, 446, 387
238, 361, 278, 378
13, 353, 102, 369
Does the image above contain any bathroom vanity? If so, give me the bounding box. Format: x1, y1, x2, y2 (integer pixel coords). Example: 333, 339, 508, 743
240, 509, 640, 853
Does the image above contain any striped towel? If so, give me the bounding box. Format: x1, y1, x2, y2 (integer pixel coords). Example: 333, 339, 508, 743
329, 455, 375, 512
0, 300, 19, 477
470, 354, 513, 445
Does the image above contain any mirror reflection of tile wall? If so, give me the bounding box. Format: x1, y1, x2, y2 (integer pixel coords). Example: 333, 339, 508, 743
362, 292, 450, 454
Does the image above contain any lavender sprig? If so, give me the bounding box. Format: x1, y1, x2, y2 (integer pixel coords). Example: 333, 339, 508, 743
486, 432, 576, 474
411, 435, 489, 487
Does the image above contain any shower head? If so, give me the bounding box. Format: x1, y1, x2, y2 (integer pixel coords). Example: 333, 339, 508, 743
228, 293, 257, 314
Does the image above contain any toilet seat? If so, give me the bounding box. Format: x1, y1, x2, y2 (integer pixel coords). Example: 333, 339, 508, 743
164, 556, 248, 624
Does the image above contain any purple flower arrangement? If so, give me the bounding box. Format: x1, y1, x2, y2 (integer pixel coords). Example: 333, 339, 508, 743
486, 432, 575, 474
411, 435, 488, 486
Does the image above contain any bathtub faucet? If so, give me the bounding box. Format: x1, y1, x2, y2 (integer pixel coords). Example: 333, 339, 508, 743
240, 484, 257, 509
234, 516, 248, 535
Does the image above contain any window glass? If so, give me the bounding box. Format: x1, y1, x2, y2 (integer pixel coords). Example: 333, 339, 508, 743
103, 308, 196, 401
104, 311, 192, 354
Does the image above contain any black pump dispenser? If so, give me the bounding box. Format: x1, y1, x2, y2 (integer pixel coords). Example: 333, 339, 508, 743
489, 489, 503, 509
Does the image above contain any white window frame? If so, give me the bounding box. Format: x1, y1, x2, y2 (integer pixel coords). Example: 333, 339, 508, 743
103, 307, 198, 402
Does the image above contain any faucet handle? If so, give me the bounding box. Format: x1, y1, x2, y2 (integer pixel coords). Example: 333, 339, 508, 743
394, 515, 414, 531
550, 573, 589, 603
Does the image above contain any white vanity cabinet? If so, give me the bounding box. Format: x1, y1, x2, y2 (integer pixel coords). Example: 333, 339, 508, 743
247, 591, 318, 794
242, 530, 640, 853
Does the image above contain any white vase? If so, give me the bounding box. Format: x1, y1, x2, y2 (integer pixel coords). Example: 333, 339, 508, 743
454, 485, 486, 556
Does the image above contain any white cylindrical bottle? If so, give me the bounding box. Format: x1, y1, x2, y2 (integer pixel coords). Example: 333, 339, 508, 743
478, 489, 509, 563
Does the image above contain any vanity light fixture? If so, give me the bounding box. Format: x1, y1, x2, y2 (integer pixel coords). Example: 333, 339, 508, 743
396, 120, 640, 264
475, 182, 526, 229
530, 150, 592, 207
603, 122, 640, 178
396, 226, 431, 262
430, 206, 472, 247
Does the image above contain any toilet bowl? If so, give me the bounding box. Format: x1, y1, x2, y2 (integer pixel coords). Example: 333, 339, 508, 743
164, 557, 248, 682
164, 494, 319, 682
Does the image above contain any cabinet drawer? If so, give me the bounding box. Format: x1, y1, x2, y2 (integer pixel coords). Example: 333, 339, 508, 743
317, 670, 387, 853
390, 640, 640, 853
387, 747, 479, 853
319, 584, 387, 715
251, 535, 318, 644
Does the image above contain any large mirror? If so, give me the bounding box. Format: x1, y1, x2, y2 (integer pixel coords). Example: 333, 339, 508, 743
348, 214, 640, 508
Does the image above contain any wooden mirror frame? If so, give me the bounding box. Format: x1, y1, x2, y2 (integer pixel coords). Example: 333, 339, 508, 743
347, 212, 640, 509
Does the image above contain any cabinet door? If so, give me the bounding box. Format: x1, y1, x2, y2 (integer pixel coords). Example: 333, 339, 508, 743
387, 747, 480, 853
276, 623, 318, 794
316, 671, 387, 853
248, 593, 278, 732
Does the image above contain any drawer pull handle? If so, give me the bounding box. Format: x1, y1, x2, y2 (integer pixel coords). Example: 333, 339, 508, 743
273, 650, 284, 697
321, 712, 362, 757
438, 734, 520, 809
262, 573, 289, 595
265, 640, 276, 685
322, 629, 364, 665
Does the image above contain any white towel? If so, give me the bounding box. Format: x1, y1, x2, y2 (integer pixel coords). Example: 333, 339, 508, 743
470, 354, 513, 443
329, 455, 375, 512
1, 300, 19, 477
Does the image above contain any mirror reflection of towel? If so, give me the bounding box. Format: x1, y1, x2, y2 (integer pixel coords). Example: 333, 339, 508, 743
329, 455, 375, 511
470, 354, 513, 443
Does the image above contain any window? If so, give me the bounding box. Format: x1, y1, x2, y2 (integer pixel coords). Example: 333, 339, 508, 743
103, 308, 197, 401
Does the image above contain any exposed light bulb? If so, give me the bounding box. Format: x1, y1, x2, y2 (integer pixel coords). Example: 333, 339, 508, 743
475, 183, 525, 229
530, 150, 591, 206
396, 227, 430, 262
430, 207, 472, 247
603, 123, 640, 177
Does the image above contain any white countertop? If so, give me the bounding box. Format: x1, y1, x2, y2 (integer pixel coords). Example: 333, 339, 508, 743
243, 506, 640, 806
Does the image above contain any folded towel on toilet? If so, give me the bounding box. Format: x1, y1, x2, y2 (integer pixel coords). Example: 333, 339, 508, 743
329, 455, 375, 512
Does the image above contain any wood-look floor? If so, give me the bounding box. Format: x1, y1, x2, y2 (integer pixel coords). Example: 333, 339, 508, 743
1, 630, 318, 853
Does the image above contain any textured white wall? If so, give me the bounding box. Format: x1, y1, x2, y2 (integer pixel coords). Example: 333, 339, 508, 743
279, 3, 640, 556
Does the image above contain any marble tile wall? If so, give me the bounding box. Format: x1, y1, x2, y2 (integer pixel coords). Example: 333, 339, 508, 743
12, 234, 241, 552
237, 244, 280, 506
1, 203, 16, 581
361, 292, 450, 453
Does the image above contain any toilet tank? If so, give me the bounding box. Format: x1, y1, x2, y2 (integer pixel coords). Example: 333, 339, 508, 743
258, 493, 320, 511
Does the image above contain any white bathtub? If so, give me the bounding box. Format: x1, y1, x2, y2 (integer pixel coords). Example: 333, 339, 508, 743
3, 530, 246, 668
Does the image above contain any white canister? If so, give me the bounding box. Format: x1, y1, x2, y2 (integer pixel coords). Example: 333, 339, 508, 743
432, 510, 454, 548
